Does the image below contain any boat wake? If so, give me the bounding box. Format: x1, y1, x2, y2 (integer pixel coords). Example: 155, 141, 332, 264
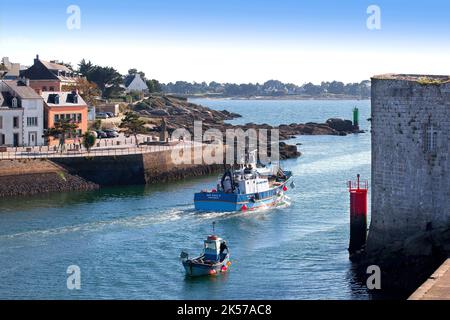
0, 208, 190, 241
0, 197, 292, 242
273, 195, 292, 209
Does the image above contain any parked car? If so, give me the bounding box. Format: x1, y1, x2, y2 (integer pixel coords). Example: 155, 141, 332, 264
103, 129, 119, 138
96, 112, 109, 119
96, 130, 108, 138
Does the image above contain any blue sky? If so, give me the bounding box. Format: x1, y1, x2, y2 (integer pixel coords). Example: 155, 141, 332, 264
1, 0, 449, 84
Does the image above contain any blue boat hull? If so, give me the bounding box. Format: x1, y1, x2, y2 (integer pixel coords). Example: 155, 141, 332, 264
194, 172, 293, 212
182, 255, 231, 277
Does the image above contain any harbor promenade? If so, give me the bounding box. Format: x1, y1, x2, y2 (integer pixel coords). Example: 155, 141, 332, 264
0, 135, 198, 160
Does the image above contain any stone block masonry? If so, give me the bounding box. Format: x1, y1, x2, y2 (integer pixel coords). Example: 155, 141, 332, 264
365, 74, 450, 293
50, 145, 223, 186
368, 75, 450, 249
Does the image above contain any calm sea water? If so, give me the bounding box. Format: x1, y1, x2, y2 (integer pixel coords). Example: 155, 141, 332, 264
0, 99, 375, 300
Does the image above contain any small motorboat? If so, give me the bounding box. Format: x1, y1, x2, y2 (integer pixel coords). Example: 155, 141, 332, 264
180, 232, 231, 277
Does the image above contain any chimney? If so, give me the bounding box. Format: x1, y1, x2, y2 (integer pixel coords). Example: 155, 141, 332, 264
34, 54, 40, 64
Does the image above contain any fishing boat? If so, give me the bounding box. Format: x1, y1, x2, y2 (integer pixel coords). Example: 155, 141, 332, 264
194, 151, 294, 212
180, 228, 231, 277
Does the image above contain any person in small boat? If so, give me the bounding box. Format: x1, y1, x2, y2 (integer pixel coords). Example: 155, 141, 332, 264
219, 241, 229, 256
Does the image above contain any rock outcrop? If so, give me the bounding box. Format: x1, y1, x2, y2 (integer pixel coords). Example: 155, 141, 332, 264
279, 142, 302, 159
131, 95, 364, 160
0, 159, 98, 198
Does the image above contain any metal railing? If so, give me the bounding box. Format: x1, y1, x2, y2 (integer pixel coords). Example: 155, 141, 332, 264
0, 140, 197, 160
348, 176, 369, 191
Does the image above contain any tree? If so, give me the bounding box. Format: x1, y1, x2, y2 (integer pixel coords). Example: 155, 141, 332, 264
119, 112, 147, 147
103, 85, 125, 99
82, 131, 97, 152
302, 82, 323, 96
146, 79, 162, 93
78, 59, 94, 77
89, 66, 122, 94
78, 61, 123, 98
328, 81, 345, 94
91, 119, 102, 130
44, 119, 79, 152
62, 78, 101, 106
128, 68, 146, 79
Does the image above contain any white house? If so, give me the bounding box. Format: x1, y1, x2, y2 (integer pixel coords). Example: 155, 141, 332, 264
0, 79, 45, 146
123, 74, 148, 93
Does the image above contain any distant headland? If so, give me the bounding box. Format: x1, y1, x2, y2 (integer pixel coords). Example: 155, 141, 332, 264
162, 79, 371, 100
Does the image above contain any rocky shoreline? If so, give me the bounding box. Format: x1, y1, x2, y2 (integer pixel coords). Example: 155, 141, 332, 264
133, 95, 364, 159
0, 159, 98, 198
0, 172, 98, 198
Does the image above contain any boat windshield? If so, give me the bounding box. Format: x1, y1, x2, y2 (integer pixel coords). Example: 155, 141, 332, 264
204, 241, 216, 250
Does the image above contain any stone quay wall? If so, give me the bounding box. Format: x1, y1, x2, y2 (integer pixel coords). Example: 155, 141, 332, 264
365, 75, 450, 292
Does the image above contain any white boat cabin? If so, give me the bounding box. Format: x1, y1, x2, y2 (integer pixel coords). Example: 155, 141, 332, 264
237, 176, 270, 194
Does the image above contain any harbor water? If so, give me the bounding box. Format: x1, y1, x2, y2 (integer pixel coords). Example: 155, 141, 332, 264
0, 99, 374, 299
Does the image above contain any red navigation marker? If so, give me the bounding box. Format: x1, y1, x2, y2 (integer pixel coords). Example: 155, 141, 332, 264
348, 174, 368, 257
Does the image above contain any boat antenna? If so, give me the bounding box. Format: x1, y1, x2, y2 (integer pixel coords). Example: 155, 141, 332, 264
212, 221, 216, 234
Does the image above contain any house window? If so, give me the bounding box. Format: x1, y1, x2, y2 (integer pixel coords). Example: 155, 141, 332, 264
0, 116, 2, 129
425, 125, 437, 152
43, 86, 47, 91
0, 134, 5, 145
77, 113, 82, 123
27, 117, 38, 127
12, 97, 18, 108
13, 116, 20, 128
54, 114, 60, 123
49, 86, 54, 91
